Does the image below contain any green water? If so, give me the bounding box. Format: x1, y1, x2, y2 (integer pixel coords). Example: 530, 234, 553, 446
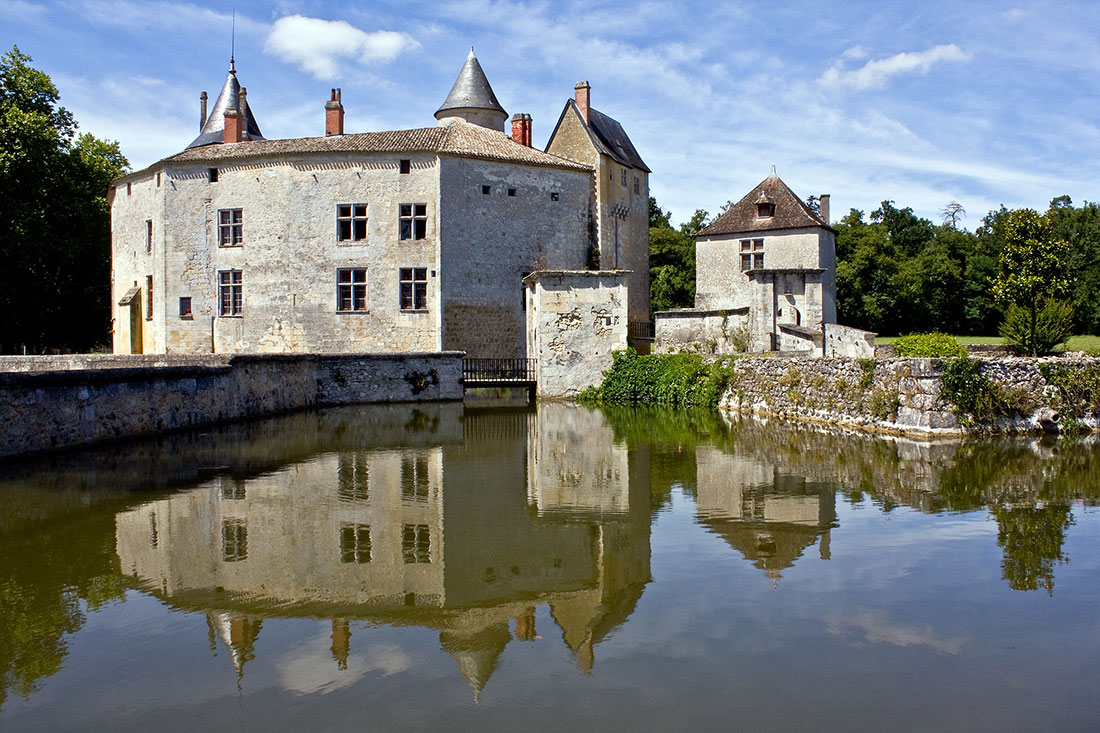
2, 403, 1099, 730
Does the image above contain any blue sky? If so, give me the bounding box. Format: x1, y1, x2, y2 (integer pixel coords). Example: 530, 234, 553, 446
4, 0, 1099, 227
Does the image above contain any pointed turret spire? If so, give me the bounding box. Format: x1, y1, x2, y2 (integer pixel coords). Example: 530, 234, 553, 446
434, 48, 507, 132
186, 61, 265, 149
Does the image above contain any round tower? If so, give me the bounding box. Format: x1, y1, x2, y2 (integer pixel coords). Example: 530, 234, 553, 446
434, 49, 507, 132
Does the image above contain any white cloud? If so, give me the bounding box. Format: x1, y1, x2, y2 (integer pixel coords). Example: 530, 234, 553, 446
820, 44, 972, 90
825, 610, 967, 654
265, 15, 418, 80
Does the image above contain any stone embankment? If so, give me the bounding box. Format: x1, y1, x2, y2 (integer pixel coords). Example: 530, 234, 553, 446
718, 355, 1100, 437
0, 353, 463, 458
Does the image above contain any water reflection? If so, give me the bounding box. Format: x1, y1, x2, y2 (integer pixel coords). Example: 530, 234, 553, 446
2, 403, 1099, 719
113, 404, 652, 696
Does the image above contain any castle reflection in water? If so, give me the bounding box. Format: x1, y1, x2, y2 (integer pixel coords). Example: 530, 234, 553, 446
114, 404, 836, 695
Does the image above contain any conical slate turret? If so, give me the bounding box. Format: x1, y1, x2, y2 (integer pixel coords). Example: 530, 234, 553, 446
434, 49, 507, 132
187, 61, 265, 149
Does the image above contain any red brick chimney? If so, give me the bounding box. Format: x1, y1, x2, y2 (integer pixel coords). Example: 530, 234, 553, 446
511, 113, 532, 147
574, 81, 590, 124
325, 88, 344, 136
223, 88, 244, 143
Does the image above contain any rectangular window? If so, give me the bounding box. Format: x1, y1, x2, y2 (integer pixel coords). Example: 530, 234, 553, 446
337, 454, 369, 501
156, 171, 161, 187
399, 267, 427, 310
399, 159, 411, 174
337, 204, 368, 242
507, 188, 516, 197
402, 524, 431, 564
179, 296, 192, 319
399, 203, 427, 240
401, 455, 429, 502
218, 208, 243, 246
740, 239, 765, 271
482, 185, 491, 195
146, 219, 153, 253
127, 182, 132, 196
222, 518, 247, 562
208, 168, 218, 183
621, 168, 627, 186
337, 268, 368, 311
220, 478, 246, 500
145, 275, 153, 320
550, 192, 559, 201
340, 524, 372, 563
218, 269, 243, 315
634, 176, 640, 194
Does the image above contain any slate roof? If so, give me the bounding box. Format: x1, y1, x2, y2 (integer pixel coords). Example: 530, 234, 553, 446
127, 120, 591, 178
547, 100, 650, 172
187, 63, 264, 149
435, 49, 506, 117
696, 173, 831, 237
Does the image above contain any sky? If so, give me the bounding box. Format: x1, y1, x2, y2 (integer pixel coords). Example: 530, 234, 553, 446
4, 0, 1100, 228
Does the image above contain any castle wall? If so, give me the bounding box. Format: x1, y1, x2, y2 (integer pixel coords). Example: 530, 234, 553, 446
438, 157, 590, 358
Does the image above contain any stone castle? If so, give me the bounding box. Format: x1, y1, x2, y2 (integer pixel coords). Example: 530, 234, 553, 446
110, 51, 650, 359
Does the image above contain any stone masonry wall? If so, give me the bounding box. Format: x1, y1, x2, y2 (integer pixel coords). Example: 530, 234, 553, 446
0, 353, 463, 458
718, 355, 1100, 437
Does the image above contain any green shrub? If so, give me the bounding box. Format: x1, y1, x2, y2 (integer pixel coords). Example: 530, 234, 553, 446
999, 301, 1074, 356
581, 350, 736, 407
893, 332, 968, 358
1039, 362, 1100, 417
858, 359, 876, 389
938, 357, 1029, 424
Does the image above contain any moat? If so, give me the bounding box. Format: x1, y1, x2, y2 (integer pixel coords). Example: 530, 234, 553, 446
2, 403, 1099, 730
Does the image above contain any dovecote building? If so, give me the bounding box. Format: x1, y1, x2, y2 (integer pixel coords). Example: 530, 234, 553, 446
110, 51, 650, 357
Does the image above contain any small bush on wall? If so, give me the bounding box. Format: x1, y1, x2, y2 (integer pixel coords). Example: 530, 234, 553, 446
894, 333, 968, 358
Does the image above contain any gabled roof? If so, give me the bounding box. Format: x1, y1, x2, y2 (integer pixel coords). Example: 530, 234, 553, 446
187, 62, 264, 149
435, 49, 506, 117
133, 120, 589, 177
547, 100, 650, 173
696, 172, 831, 237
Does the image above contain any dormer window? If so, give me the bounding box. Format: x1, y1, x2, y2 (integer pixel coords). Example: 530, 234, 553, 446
756, 202, 775, 218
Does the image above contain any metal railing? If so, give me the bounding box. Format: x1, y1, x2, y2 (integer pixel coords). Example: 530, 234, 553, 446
462, 358, 537, 382
628, 320, 656, 340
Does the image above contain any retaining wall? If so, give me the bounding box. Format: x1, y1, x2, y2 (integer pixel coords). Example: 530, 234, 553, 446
0, 352, 464, 458
718, 355, 1100, 437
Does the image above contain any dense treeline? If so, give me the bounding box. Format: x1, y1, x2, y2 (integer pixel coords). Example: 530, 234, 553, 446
649, 195, 1100, 337
0, 47, 128, 353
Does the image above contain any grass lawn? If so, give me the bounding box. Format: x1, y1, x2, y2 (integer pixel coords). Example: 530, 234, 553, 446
875, 334, 1100, 352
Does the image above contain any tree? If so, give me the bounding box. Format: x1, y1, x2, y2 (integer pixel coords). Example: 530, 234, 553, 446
940, 200, 966, 230
990, 209, 1072, 355
647, 197, 697, 312
0, 46, 128, 353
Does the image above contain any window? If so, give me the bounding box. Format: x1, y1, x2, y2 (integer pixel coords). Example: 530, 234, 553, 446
220, 478, 246, 500
621, 168, 627, 186
218, 208, 243, 246
208, 168, 218, 183
550, 192, 559, 201
126, 182, 132, 196
401, 455, 429, 502
340, 524, 371, 563
337, 204, 368, 242
507, 188, 516, 197
145, 275, 153, 320
156, 171, 161, 187
757, 202, 775, 218
402, 524, 431, 563
337, 268, 367, 312
399, 267, 427, 310
740, 239, 764, 271
399, 203, 427, 240
399, 159, 411, 174
218, 269, 243, 315
634, 176, 640, 195
222, 518, 247, 562
179, 297, 192, 319
337, 454, 369, 501
146, 219, 153, 253
481, 185, 491, 195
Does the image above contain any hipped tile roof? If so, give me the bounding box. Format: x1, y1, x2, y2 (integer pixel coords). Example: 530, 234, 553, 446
696, 173, 831, 237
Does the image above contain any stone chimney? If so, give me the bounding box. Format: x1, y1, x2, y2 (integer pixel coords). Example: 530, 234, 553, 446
511, 113, 532, 147
223, 88, 244, 143
326, 88, 344, 136
575, 81, 590, 124
819, 194, 830, 224
200, 91, 208, 130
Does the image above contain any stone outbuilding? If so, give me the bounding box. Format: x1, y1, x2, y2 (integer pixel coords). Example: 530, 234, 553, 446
110, 51, 650, 361
656, 169, 873, 357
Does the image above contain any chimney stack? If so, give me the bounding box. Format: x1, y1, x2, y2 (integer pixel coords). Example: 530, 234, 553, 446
200, 91, 208, 130
574, 81, 590, 123
819, 194, 830, 224
325, 88, 344, 136
511, 113, 532, 147
223, 87, 244, 143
